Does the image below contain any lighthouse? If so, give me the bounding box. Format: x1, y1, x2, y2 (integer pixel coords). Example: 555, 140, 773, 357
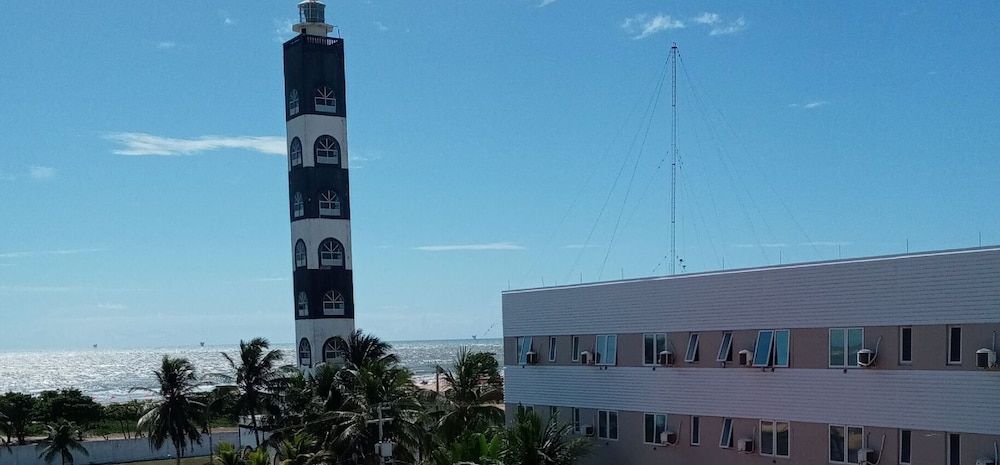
283, 0, 355, 371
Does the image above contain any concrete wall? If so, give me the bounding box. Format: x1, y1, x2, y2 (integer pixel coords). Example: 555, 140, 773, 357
1, 431, 244, 465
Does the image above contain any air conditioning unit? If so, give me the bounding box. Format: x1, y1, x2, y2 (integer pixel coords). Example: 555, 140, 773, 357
857, 348, 876, 367
582, 424, 594, 436
976, 348, 997, 369
857, 448, 876, 464
976, 457, 997, 465
581, 351, 593, 365
375, 441, 394, 458
737, 438, 754, 453
659, 430, 677, 445
738, 349, 753, 367
657, 350, 674, 366
526, 351, 539, 364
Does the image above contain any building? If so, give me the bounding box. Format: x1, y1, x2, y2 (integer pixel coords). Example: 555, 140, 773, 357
503, 246, 1000, 465
283, 0, 355, 371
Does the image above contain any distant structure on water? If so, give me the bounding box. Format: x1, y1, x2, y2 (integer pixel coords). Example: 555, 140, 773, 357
283, 0, 355, 372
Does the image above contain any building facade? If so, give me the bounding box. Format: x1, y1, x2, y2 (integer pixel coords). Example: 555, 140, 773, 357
503, 247, 1000, 465
284, 0, 355, 371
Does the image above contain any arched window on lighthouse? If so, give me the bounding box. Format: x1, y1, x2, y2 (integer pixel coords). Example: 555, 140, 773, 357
322, 290, 345, 316
292, 192, 304, 218
298, 338, 312, 367
314, 136, 341, 166
315, 86, 337, 113
296, 291, 309, 316
288, 89, 300, 116
318, 238, 345, 268
294, 240, 307, 268
318, 190, 341, 217
289, 137, 303, 167
322, 338, 340, 363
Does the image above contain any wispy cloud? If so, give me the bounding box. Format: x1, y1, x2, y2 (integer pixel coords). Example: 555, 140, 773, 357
0, 248, 105, 259
708, 16, 746, 36
414, 242, 526, 252
538, 0, 558, 7
29, 166, 56, 180
156, 41, 177, 50
106, 132, 285, 156
373, 21, 389, 32
274, 19, 296, 43
788, 100, 830, 109
622, 14, 685, 40
693, 12, 720, 25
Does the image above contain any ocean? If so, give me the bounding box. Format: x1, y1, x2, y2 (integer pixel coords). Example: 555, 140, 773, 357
0, 338, 502, 403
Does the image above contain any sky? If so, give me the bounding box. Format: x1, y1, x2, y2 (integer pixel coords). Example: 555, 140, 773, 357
1, 1, 999, 350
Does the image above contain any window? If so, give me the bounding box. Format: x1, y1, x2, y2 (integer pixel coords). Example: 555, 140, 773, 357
322, 338, 339, 362
900, 327, 912, 364
948, 326, 962, 364
899, 430, 911, 464
318, 238, 345, 268
293, 192, 305, 218
289, 137, 303, 166
719, 418, 733, 448
315, 85, 337, 112
314, 135, 341, 165
318, 190, 341, 217
753, 329, 791, 367
643, 333, 667, 365
717, 331, 733, 362
948, 433, 960, 465
288, 89, 300, 116
571, 336, 580, 362
829, 328, 864, 368
597, 410, 618, 440
760, 420, 789, 457
322, 290, 345, 316
595, 334, 618, 365
296, 292, 309, 316
643, 413, 667, 444
294, 240, 307, 268
572, 408, 581, 433
685, 333, 700, 363
829, 425, 863, 463
298, 338, 312, 367
548, 336, 557, 362
516, 337, 533, 364
690, 416, 700, 445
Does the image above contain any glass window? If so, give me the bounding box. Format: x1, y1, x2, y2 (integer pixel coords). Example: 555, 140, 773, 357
318, 238, 345, 268
294, 240, 307, 268
314, 135, 341, 165
296, 292, 309, 316
948, 326, 962, 364
572, 408, 581, 433
760, 420, 789, 457
830, 328, 864, 368
315, 85, 337, 112
753, 330, 774, 367
760, 420, 774, 455
644, 333, 667, 365
322, 290, 345, 316
776, 421, 789, 457
288, 89, 300, 116
548, 336, 557, 362
717, 331, 733, 362
719, 418, 733, 448
900, 327, 912, 364
847, 427, 863, 464
596, 334, 617, 365
899, 429, 911, 464
829, 425, 845, 462
322, 338, 339, 362
644, 413, 667, 444
690, 416, 700, 445
598, 410, 618, 440
774, 330, 790, 367
318, 190, 341, 217
685, 333, 700, 363
948, 433, 960, 465
571, 336, 580, 362
298, 338, 312, 367
829, 328, 846, 367
289, 137, 302, 166
293, 192, 304, 218
516, 337, 533, 364
847, 329, 864, 367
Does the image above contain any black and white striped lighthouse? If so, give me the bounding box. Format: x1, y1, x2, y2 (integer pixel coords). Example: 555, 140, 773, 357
283, 0, 355, 371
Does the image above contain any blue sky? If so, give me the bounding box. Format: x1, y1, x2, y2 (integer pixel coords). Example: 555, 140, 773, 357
1, 2, 998, 350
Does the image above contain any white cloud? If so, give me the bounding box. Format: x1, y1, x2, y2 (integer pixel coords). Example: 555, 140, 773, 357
29, 166, 55, 179
622, 14, 685, 40
538, 0, 558, 7
274, 19, 296, 43
374, 21, 388, 31
414, 242, 527, 252
107, 132, 285, 156
693, 12, 720, 25
0, 248, 105, 259
709, 16, 747, 36
788, 100, 830, 109
156, 41, 177, 49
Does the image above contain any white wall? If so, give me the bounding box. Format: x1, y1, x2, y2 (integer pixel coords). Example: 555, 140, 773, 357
2, 431, 243, 465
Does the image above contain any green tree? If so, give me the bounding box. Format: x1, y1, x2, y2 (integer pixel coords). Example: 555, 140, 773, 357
432, 347, 504, 442
500, 407, 588, 465
133, 356, 207, 465
104, 400, 148, 440
427, 430, 503, 465
332, 330, 400, 368
218, 337, 289, 448
213, 442, 244, 465
36, 422, 89, 465
0, 392, 36, 445
34, 389, 104, 438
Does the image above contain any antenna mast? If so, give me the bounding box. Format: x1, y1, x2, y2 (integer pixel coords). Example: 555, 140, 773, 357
669, 43, 678, 275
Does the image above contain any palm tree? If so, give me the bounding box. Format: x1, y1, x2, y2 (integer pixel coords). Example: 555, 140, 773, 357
500, 407, 588, 465
433, 348, 504, 442
331, 330, 399, 368
213, 442, 244, 465
36, 422, 89, 465
427, 430, 503, 465
220, 337, 289, 448
133, 356, 207, 465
